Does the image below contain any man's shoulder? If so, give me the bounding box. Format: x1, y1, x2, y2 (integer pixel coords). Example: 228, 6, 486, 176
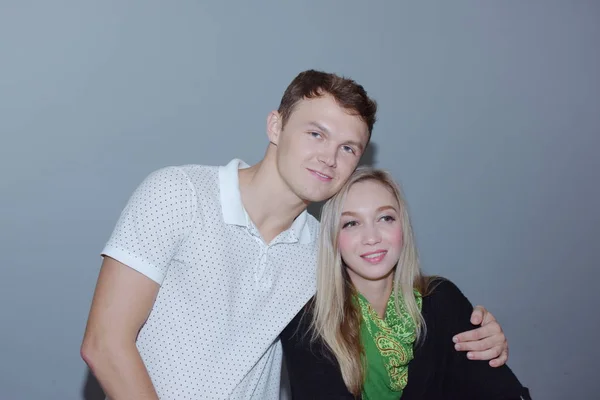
151, 163, 221, 190
134, 164, 222, 209
176, 163, 220, 178
142, 163, 218, 182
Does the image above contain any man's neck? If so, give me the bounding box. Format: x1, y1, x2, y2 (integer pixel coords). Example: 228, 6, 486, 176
238, 155, 308, 244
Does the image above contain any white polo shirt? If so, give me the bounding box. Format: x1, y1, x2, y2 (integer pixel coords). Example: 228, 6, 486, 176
101, 159, 319, 399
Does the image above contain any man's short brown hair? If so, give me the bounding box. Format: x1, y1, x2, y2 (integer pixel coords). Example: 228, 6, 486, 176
278, 70, 377, 136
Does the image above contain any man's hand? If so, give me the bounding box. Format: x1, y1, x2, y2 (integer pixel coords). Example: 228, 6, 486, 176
452, 305, 509, 367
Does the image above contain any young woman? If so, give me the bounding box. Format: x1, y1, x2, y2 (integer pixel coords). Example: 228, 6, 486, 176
281, 167, 531, 399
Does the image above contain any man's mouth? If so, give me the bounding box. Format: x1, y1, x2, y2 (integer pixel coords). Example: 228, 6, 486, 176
308, 169, 333, 181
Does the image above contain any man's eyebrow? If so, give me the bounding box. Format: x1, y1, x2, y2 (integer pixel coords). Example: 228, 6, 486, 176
307, 121, 330, 134
307, 121, 365, 152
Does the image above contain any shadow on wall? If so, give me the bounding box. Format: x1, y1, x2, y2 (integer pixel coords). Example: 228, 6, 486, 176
307, 141, 378, 219
80, 143, 377, 399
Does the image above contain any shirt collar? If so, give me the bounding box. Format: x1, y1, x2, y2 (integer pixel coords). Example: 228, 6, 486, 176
219, 158, 250, 226
218, 158, 313, 245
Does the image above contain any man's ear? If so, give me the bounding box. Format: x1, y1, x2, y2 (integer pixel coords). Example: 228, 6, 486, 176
267, 110, 283, 145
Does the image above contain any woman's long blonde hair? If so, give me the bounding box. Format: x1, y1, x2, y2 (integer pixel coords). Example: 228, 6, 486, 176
310, 167, 431, 396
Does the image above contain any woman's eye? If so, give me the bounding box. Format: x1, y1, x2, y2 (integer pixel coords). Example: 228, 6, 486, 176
342, 221, 357, 229
380, 215, 396, 222
310, 131, 322, 138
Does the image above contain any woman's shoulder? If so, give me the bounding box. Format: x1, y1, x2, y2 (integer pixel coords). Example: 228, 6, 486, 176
420, 277, 473, 313
423, 276, 461, 295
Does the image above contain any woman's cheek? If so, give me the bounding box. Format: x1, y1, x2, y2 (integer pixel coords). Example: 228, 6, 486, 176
391, 226, 404, 249
337, 231, 353, 256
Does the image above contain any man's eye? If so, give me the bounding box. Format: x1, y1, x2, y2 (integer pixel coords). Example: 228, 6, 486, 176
341, 145, 355, 154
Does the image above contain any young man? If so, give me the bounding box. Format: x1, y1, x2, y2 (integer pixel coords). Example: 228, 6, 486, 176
81, 70, 509, 399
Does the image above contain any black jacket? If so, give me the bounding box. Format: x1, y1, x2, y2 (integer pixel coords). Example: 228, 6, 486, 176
281, 279, 531, 400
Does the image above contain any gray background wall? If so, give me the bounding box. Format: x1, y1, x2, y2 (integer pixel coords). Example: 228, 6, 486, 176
1, 1, 598, 399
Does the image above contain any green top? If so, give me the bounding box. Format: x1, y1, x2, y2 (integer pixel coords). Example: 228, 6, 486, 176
356, 290, 422, 400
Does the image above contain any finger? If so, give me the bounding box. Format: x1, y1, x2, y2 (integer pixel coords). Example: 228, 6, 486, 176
488, 349, 509, 367
465, 345, 503, 361
481, 308, 498, 326
453, 323, 499, 343
470, 305, 486, 325
454, 335, 498, 352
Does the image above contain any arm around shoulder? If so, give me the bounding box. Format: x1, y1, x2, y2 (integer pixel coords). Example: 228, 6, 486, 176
428, 279, 531, 399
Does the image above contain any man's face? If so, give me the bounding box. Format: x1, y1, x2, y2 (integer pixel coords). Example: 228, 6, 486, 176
269, 94, 370, 203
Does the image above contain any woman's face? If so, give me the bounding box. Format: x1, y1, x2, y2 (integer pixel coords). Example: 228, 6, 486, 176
338, 180, 404, 286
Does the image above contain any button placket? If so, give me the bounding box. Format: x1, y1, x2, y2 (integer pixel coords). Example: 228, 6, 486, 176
245, 220, 300, 287
244, 221, 271, 284
255, 245, 270, 283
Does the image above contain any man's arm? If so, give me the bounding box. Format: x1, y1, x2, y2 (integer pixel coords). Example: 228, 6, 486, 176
81, 257, 160, 400
433, 280, 530, 399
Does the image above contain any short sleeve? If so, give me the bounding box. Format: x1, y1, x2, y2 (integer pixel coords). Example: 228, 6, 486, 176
101, 166, 196, 285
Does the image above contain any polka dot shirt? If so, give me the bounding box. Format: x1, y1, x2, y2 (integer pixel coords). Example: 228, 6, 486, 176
102, 159, 319, 399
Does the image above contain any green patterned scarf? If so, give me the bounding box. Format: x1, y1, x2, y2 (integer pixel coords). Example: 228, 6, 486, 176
356, 290, 422, 400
